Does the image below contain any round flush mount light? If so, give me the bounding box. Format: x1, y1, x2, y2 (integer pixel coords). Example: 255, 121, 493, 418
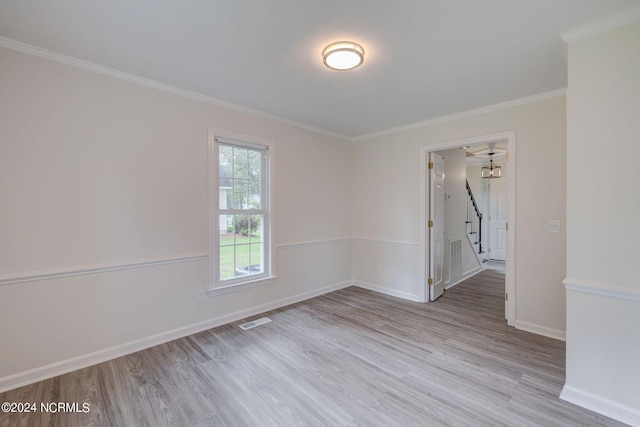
322, 41, 365, 71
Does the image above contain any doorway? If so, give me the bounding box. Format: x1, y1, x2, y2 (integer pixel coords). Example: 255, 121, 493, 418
423, 131, 515, 325
466, 148, 508, 263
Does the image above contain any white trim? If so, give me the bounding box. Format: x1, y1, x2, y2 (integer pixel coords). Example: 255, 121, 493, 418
445, 267, 483, 290
208, 128, 275, 290
560, 6, 640, 43
420, 131, 513, 153
0, 279, 352, 393
276, 238, 351, 250
421, 130, 516, 325
0, 36, 347, 142
0, 36, 568, 143
563, 277, 640, 302
207, 276, 278, 297
353, 90, 565, 142
515, 320, 566, 341
505, 132, 516, 327
0, 254, 208, 286
419, 149, 428, 303
351, 237, 421, 247
353, 280, 422, 303
560, 385, 640, 426
210, 128, 274, 149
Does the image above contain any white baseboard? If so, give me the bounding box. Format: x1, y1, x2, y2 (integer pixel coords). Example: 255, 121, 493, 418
560, 385, 640, 426
515, 320, 566, 341
0, 280, 352, 393
353, 280, 423, 302
445, 267, 482, 290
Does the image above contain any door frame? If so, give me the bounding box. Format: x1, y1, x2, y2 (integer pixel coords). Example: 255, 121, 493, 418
420, 131, 516, 326
428, 152, 445, 301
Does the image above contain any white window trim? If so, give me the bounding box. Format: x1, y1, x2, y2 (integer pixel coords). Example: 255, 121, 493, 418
208, 128, 276, 293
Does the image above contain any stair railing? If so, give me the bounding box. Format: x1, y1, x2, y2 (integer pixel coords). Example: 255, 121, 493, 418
465, 180, 483, 254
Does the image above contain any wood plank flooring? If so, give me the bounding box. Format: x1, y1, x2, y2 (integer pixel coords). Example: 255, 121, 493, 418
0, 270, 624, 426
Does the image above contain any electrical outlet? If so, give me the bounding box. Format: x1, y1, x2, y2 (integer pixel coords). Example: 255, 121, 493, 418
196, 290, 206, 303
549, 220, 560, 233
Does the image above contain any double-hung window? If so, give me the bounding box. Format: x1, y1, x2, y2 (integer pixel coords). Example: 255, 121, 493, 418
210, 129, 273, 291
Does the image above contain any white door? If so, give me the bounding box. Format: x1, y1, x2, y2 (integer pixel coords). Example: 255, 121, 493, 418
428, 153, 445, 301
488, 175, 507, 261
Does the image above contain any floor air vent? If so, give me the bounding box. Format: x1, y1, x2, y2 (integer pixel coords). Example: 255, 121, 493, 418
239, 317, 272, 330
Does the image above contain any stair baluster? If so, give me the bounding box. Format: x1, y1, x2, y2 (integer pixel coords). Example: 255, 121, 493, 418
466, 180, 484, 255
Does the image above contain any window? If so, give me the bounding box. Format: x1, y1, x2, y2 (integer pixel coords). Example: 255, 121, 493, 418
209, 129, 273, 292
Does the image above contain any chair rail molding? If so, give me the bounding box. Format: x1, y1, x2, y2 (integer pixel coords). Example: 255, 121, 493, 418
0, 254, 208, 286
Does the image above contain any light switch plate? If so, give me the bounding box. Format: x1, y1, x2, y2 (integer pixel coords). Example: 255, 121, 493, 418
549, 220, 560, 233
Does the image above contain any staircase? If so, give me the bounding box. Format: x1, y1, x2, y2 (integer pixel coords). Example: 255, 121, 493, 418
465, 180, 485, 260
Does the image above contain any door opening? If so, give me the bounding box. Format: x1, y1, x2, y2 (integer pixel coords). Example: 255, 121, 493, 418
423, 131, 515, 326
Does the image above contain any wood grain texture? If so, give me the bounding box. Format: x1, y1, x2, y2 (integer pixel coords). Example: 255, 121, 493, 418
0, 270, 623, 426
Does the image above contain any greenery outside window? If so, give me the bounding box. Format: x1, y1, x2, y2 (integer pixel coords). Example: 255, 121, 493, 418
209, 129, 273, 291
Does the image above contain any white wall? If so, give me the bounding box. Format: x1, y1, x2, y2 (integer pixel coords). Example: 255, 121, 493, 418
0, 46, 352, 389
0, 40, 571, 393
466, 164, 487, 214
562, 20, 640, 425
352, 96, 567, 337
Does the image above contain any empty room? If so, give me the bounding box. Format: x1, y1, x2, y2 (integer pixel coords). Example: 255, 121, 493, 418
1, 1, 639, 426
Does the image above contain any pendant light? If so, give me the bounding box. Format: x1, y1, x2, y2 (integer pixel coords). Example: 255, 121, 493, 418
481, 153, 502, 179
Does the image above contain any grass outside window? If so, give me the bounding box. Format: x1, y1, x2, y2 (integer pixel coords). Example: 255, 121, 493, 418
219, 233, 263, 280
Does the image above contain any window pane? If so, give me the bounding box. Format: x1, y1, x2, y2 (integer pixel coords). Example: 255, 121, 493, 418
248, 180, 261, 209
235, 214, 258, 236
229, 216, 263, 278
233, 181, 248, 210
219, 215, 235, 280
247, 149, 261, 181
215, 137, 268, 286
249, 243, 264, 274
234, 244, 250, 276
219, 145, 233, 187
226, 187, 233, 208
233, 147, 248, 179
248, 215, 263, 244
218, 213, 232, 235
246, 214, 262, 274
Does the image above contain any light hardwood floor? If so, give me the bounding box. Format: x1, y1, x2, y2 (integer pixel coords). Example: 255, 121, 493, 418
0, 270, 623, 426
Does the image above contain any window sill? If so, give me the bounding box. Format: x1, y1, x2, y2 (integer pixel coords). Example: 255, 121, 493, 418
207, 275, 277, 297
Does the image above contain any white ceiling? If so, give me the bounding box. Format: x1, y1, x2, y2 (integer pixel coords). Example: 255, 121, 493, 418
0, 1, 638, 139
465, 143, 508, 166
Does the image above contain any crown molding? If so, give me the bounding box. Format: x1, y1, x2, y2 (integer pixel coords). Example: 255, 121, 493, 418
1, 35, 567, 143
351, 88, 566, 142
0, 36, 349, 142
560, 6, 640, 43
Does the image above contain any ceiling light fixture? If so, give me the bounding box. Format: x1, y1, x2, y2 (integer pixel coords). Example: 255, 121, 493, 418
322, 41, 364, 71
481, 153, 502, 179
